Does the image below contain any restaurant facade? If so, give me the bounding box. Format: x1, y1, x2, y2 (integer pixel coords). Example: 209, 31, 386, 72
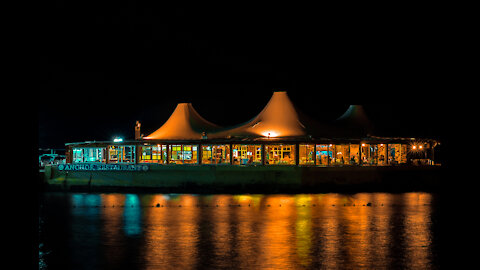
64, 91, 439, 168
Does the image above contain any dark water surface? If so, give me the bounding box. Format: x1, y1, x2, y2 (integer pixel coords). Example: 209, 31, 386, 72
39, 192, 443, 269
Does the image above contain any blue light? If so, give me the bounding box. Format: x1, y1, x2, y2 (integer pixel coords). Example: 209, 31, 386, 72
123, 194, 141, 236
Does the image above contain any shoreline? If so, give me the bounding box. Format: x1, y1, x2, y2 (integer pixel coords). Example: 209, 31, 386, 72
41, 164, 445, 194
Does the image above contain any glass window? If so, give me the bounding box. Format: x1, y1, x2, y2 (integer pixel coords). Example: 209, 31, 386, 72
202, 145, 230, 164
316, 144, 331, 166
388, 144, 407, 164
232, 144, 262, 165
377, 144, 387, 165
169, 145, 198, 164
265, 144, 295, 165
332, 144, 349, 165
362, 143, 385, 165
109, 146, 119, 163
140, 144, 167, 164
361, 143, 376, 165
73, 148, 105, 163
299, 144, 315, 165
123, 146, 135, 163
73, 148, 84, 163
108, 145, 135, 163
349, 144, 360, 165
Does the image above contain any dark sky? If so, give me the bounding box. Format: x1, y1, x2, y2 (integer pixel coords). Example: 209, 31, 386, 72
39, 3, 446, 149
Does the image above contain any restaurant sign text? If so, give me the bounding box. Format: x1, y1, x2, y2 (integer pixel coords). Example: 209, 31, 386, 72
58, 164, 149, 171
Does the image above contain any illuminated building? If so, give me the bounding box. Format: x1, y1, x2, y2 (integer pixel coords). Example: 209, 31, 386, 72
64, 91, 439, 167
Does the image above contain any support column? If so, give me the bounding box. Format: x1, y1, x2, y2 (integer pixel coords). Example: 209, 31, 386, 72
314, 144, 317, 166
359, 144, 362, 165
198, 144, 202, 165
385, 144, 389, 165
229, 143, 233, 164
295, 143, 299, 166
166, 144, 170, 164
106, 146, 110, 164
431, 143, 435, 165
327, 144, 331, 166
135, 144, 140, 164
261, 144, 266, 165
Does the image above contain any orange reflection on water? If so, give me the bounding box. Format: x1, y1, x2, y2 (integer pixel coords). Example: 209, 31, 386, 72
316, 193, 341, 269
211, 195, 232, 266
142, 194, 169, 269
339, 193, 372, 268
368, 193, 393, 267
100, 194, 126, 267
141, 194, 199, 269
257, 195, 297, 269
82, 192, 436, 269
403, 192, 433, 269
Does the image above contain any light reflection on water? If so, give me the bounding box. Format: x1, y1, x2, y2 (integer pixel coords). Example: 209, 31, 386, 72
39, 192, 439, 269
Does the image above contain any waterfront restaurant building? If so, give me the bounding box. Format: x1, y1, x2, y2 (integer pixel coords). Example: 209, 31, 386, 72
65, 91, 439, 167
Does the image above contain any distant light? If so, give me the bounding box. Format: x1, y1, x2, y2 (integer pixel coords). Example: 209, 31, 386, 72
412, 145, 417, 150
263, 131, 278, 138
361, 143, 366, 147
114, 137, 123, 142
419, 145, 423, 149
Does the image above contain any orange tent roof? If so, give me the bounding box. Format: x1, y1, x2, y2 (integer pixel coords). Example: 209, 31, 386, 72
143, 103, 221, 140
210, 91, 333, 140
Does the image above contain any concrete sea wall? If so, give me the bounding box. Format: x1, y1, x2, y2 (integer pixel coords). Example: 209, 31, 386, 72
43, 164, 443, 193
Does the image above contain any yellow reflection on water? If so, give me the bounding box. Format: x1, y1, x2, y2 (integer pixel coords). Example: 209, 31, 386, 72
294, 195, 313, 268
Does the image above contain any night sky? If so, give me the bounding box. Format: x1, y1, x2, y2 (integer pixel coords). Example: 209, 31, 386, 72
39, 3, 446, 150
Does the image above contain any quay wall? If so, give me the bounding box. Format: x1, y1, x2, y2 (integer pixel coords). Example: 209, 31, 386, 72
43, 164, 443, 193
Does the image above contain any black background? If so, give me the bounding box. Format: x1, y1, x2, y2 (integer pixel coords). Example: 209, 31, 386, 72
32, 4, 461, 268
39, 3, 447, 150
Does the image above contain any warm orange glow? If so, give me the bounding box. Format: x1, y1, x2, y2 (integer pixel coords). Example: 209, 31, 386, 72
209, 91, 308, 139
95, 193, 434, 269
100, 194, 126, 266
142, 194, 199, 268
403, 193, 432, 268
262, 131, 279, 138
144, 103, 220, 140
258, 195, 296, 268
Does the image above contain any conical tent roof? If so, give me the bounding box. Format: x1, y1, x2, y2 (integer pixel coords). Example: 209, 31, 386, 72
334, 105, 374, 138
144, 103, 221, 140
210, 91, 333, 139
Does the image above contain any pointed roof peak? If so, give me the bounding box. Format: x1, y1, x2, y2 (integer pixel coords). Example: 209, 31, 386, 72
337, 105, 368, 121
335, 105, 374, 136
144, 103, 220, 140
211, 90, 319, 139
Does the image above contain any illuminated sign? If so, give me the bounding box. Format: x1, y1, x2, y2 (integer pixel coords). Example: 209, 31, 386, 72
58, 164, 149, 171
